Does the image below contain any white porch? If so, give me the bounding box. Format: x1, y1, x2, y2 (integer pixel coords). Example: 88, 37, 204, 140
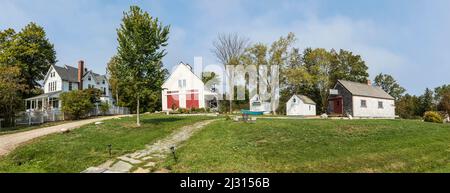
24, 91, 63, 111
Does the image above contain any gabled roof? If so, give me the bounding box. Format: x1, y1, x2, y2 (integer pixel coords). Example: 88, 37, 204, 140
162, 62, 203, 87
337, 80, 394, 100
50, 64, 106, 83
53, 65, 79, 82
293, 94, 316, 105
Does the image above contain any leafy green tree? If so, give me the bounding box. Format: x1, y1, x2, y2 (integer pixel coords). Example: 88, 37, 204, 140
242, 33, 296, 114
303, 48, 334, 113
83, 88, 102, 104
0, 23, 56, 97
0, 66, 27, 127
434, 84, 450, 103
437, 91, 450, 114
373, 73, 406, 100
396, 94, 421, 119
107, 55, 121, 105
116, 6, 169, 126
60, 90, 94, 120
330, 49, 369, 84
418, 88, 435, 116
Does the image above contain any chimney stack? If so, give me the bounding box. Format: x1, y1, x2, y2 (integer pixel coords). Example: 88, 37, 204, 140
367, 80, 372, 86
78, 60, 84, 90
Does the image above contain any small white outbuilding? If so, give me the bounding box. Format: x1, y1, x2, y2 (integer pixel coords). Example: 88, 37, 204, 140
249, 94, 272, 113
286, 94, 316, 116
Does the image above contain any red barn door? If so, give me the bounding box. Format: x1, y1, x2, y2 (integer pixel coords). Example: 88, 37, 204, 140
167, 95, 179, 110
186, 93, 199, 109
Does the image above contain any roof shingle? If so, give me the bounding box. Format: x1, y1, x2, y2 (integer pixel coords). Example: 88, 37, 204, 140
337, 80, 394, 100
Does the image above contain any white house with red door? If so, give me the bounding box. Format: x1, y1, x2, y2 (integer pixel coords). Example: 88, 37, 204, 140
161, 62, 218, 111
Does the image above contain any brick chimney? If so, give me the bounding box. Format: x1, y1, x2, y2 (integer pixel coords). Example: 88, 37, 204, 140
78, 60, 84, 90
367, 80, 372, 86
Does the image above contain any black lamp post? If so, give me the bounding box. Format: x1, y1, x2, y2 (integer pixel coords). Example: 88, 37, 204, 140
170, 146, 177, 162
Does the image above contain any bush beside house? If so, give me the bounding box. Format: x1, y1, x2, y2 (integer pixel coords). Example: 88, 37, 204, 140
100, 102, 110, 115
423, 111, 443, 123
60, 90, 96, 120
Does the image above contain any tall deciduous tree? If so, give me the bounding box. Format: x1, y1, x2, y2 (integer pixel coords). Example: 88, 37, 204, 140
437, 92, 450, 114
0, 66, 27, 127
212, 33, 249, 113
373, 73, 406, 100
330, 49, 369, 84
418, 88, 435, 115
0, 23, 56, 97
107, 55, 121, 105
116, 6, 169, 126
303, 48, 334, 113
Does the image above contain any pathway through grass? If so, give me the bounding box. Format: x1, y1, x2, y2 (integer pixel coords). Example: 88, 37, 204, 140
0, 114, 213, 173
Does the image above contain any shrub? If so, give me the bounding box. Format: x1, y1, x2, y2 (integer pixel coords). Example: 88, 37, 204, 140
100, 102, 110, 115
423, 111, 443, 123
60, 90, 94, 120
177, 108, 188, 114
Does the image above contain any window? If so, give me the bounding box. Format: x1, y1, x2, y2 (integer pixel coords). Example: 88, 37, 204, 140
178, 79, 186, 88
102, 80, 105, 84
88, 76, 91, 81
293, 98, 297, 103
378, 101, 383, 109
69, 82, 72, 91
103, 87, 106, 95
309, 105, 311, 110
361, 100, 367, 108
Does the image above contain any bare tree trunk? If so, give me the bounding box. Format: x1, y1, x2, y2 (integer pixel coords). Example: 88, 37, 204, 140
229, 99, 232, 114
136, 97, 140, 127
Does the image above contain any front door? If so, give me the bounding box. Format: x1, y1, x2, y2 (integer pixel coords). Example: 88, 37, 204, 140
167, 95, 179, 110
333, 98, 343, 114
186, 93, 199, 109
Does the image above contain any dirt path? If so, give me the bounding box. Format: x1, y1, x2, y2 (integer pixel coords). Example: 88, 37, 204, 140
83, 119, 216, 173
0, 115, 128, 156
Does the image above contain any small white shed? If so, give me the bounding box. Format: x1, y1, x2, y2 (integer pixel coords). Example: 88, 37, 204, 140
250, 94, 272, 113
286, 94, 316, 116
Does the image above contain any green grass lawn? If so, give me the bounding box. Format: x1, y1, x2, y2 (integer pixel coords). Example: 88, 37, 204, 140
0, 114, 213, 173
162, 119, 450, 173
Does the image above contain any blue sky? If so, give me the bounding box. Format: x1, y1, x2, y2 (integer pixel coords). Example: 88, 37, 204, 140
1, 0, 449, 95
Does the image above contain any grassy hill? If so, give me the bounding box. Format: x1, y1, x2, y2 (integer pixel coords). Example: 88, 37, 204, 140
162, 119, 450, 172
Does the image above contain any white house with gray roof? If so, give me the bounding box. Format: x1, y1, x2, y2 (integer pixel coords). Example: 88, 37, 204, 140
328, 80, 395, 118
286, 94, 316, 116
24, 60, 112, 111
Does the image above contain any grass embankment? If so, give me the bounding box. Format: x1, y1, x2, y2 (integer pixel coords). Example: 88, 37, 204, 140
0, 114, 213, 172
163, 119, 450, 172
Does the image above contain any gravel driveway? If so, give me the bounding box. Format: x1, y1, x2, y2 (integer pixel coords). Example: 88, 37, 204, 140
0, 115, 128, 156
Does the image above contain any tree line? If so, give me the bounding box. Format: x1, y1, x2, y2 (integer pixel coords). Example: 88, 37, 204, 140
210, 33, 449, 117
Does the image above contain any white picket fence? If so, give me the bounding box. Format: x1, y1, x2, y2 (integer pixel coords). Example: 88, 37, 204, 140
15, 106, 130, 126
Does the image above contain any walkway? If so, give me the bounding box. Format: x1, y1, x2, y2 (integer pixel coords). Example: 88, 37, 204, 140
83, 119, 216, 173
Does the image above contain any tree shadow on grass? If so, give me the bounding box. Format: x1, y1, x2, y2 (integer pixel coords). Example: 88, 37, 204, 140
141, 117, 184, 125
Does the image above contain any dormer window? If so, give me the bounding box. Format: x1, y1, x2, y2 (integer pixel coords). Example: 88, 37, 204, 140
293, 98, 297, 103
